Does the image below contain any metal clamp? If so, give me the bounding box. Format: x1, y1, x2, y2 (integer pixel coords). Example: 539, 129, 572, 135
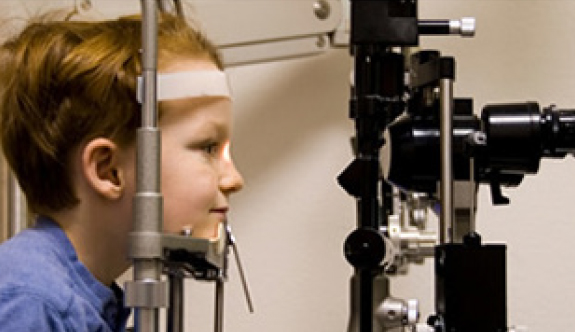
125, 279, 169, 309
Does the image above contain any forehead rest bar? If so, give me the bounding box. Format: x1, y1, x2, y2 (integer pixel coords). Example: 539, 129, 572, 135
137, 70, 231, 102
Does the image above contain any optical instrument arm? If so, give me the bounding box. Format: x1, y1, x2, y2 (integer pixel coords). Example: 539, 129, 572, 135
24, 0, 347, 65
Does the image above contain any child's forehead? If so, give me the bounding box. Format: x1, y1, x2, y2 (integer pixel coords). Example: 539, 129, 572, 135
159, 96, 232, 124
158, 97, 232, 138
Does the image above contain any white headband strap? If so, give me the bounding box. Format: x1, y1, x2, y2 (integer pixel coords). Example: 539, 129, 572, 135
137, 70, 231, 102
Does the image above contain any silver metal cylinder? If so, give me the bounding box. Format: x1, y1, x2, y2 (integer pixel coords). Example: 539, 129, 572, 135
439, 77, 454, 244
134, 308, 159, 332
128, 2, 164, 332
140, 0, 158, 129
131, 262, 163, 332
1, 155, 27, 242
8, 172, 26, 236
449, 17, 476, 37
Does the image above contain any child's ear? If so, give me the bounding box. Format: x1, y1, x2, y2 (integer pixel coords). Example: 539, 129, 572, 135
81, 138, 125, 200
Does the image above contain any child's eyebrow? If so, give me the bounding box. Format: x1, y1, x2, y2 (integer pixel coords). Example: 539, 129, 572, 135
160, 95, 231, 110
206, 120, 231, 138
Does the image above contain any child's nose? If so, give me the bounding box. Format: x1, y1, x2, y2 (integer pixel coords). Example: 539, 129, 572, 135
220, 160, 244, 194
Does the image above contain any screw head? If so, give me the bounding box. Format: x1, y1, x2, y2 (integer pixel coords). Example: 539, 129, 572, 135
314, 0, 330, 20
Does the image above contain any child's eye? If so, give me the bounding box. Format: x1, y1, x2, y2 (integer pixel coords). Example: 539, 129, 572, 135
202, 142, 221, 156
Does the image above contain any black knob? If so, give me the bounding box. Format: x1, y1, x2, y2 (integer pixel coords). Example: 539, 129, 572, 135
344, 228, 387, 269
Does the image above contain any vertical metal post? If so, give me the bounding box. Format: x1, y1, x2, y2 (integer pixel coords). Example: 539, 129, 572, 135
140, 0, 159, 129
439, 57, 455, 244
468, 158, 476, 232
8, 172, 26, 236
1, 155, 27, 242
126, 2, 166, 332
167, 275, 184, 332
354, 45, 384, 332
214, 280, 224, 332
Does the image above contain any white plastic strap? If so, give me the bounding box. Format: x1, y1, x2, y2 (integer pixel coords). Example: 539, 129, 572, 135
137, 70, 231, 102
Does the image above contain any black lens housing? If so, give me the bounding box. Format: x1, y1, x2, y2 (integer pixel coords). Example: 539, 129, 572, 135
383, 102, 575, 194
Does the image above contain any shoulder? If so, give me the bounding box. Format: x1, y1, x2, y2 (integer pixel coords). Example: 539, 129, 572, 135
0, 285, 71, 331
0, 228, 79, 331
0, 227, 75, 311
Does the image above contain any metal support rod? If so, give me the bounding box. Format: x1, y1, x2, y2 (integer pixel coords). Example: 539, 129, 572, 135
468, 158, 476, 232
353, 45, 384, 332
227, 225, 254, 313
439, 57, 455, 244
1, 157, 27, 242
8, 172, 26, 236
140, 0, 159, 129
127, 2, 164, 332
215, 280, 225, 332
167, 274, 184, 332
418, 18, 476, 37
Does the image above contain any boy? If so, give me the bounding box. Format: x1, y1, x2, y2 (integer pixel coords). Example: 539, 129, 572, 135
0, 11, 243, 331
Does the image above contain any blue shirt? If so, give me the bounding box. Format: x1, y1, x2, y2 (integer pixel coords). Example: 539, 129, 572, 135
0, 216, 131, 331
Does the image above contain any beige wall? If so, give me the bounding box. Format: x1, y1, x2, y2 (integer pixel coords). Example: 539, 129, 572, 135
2, 1, 575, 331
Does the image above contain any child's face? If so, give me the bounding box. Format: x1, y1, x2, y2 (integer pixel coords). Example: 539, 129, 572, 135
159, 60, 244, 238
